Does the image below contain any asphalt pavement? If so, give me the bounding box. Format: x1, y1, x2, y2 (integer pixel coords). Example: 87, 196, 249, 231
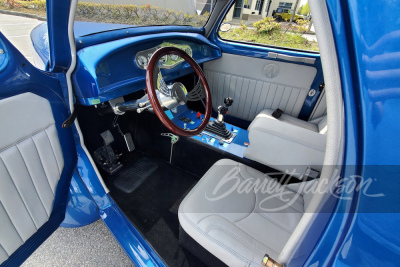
0, 13, 42, 65
0, 13, 133, 267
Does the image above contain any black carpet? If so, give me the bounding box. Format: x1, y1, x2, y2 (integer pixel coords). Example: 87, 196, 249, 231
113, 158, 158, 193
76, 98, 280, 266
106, 151, 207, 267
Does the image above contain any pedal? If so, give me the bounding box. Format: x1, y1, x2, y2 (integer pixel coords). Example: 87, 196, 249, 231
100, 130, 114, 145
96, 130, 123, 174
124, 133, 135, 152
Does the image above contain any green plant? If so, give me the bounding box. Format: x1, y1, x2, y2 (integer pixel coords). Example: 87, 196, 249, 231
294, 19, 309, 33
0, 1, 210, 27
220, 26, 318, 52
299, 3, 310, 15
253, 17, 280, 34
240, 20, 247, 30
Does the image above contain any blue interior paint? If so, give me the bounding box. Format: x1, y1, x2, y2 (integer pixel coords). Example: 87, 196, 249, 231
46, 0, 71, 72
100, 198, 166, 267
72, 32, 221, 104
75, 145, 111, 210
30, 23, 50, 70
75, 25, 205, 51
0, 38, 9, 73
168, 106, 249, 158
329, 0, 400, 265
0, 31, 77, 266
61, 169, 100, 228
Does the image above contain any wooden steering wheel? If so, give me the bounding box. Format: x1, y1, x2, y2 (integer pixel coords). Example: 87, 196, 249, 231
145, 46, 212, 137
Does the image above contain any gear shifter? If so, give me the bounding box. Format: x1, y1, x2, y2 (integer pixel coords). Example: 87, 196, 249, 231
205, 97, 234, 140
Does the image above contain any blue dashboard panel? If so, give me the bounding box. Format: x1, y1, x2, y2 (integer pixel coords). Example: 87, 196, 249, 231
72, 32, 221, 105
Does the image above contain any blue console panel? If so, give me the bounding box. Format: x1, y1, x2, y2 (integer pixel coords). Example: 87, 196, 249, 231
167, 106, 249, 158
72, 32, 221, 105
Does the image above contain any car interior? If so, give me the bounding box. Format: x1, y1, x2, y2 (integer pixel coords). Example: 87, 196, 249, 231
71, 0, 344, 265
0, 0, 344, 266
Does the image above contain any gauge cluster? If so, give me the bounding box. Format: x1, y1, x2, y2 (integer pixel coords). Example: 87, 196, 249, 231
135, 42, 193, 70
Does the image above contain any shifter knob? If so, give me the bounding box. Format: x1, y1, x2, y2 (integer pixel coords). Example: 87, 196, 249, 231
224, 97, 233, 107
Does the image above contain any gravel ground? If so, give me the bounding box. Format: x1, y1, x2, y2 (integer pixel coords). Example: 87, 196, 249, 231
1, 13, 134, 267
22, 220, 133, 267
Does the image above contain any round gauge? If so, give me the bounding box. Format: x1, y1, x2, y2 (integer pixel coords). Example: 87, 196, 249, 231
170, 54, 179, 61
137, 55, 148, 67
159, 55, 168, 64
184, 47, 191, 56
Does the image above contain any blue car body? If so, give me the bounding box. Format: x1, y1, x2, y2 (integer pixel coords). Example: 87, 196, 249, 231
1, 0, 400, 266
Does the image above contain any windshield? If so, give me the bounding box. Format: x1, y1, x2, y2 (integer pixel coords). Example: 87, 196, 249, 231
74, 0, 213, 35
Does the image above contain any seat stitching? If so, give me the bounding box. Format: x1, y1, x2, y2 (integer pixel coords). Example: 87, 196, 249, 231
44, 128, 61, 176
0, 243, 9, 257
0, 201, 24, 249
237, 165, 303, 215
205, 224, 274, 255
258, 195, 304, 214
0, 124, 55, 153
243, 165, 305, 205
182, 213, 264, 267
0, 157, 38, 230
254, 212, 294, 234
31, 137, 55, 195
15, 145, 50, 217
250, 127, 325, 152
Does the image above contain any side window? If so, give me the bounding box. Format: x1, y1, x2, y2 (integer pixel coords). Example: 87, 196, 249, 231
0, 1, 49, 70
219, 0, 318, 52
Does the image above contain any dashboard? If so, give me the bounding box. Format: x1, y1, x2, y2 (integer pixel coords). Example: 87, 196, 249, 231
135, 42, 192, 70
72, 32, 221, 105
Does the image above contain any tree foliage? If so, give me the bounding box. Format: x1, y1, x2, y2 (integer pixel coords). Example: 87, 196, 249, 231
298, 3, 310, 15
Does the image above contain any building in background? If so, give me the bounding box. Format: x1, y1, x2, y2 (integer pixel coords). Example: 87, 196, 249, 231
225, 0, 306, 22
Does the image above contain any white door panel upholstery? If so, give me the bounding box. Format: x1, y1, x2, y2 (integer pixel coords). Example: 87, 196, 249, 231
179, 159, 309, 266
204, 53, 317, 121
0, 93, 64, 264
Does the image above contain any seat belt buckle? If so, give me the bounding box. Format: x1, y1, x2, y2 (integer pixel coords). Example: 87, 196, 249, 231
304, 166, 320, 180
271, 108, 284, 119
262, 254, 283, 267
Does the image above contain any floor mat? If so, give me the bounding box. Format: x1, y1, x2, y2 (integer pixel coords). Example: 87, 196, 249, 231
113, 158, 158, 193
107, 152, 207, 267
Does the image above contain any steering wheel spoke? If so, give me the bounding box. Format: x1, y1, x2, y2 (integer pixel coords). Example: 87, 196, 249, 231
187, 80, 205, 102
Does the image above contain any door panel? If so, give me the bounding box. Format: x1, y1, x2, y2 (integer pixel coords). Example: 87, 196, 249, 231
204, 53, 317, 121
0, 32, 76, 266
0, 93, 64, 263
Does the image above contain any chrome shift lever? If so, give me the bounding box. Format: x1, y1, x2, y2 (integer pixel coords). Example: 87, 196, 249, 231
161, 133, 179, 164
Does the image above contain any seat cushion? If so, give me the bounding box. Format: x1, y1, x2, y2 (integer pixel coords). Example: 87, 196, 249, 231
245, 109, 327, 178
178, 159, 304, 267
248, 109, 319, 133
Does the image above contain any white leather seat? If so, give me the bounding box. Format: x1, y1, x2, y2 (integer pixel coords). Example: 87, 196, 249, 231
178, 159, 317, 267
244, 109, 327, 179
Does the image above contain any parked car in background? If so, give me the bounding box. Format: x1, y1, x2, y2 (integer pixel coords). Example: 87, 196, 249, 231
1, 0, 400, 266
273, 7, 305, 21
